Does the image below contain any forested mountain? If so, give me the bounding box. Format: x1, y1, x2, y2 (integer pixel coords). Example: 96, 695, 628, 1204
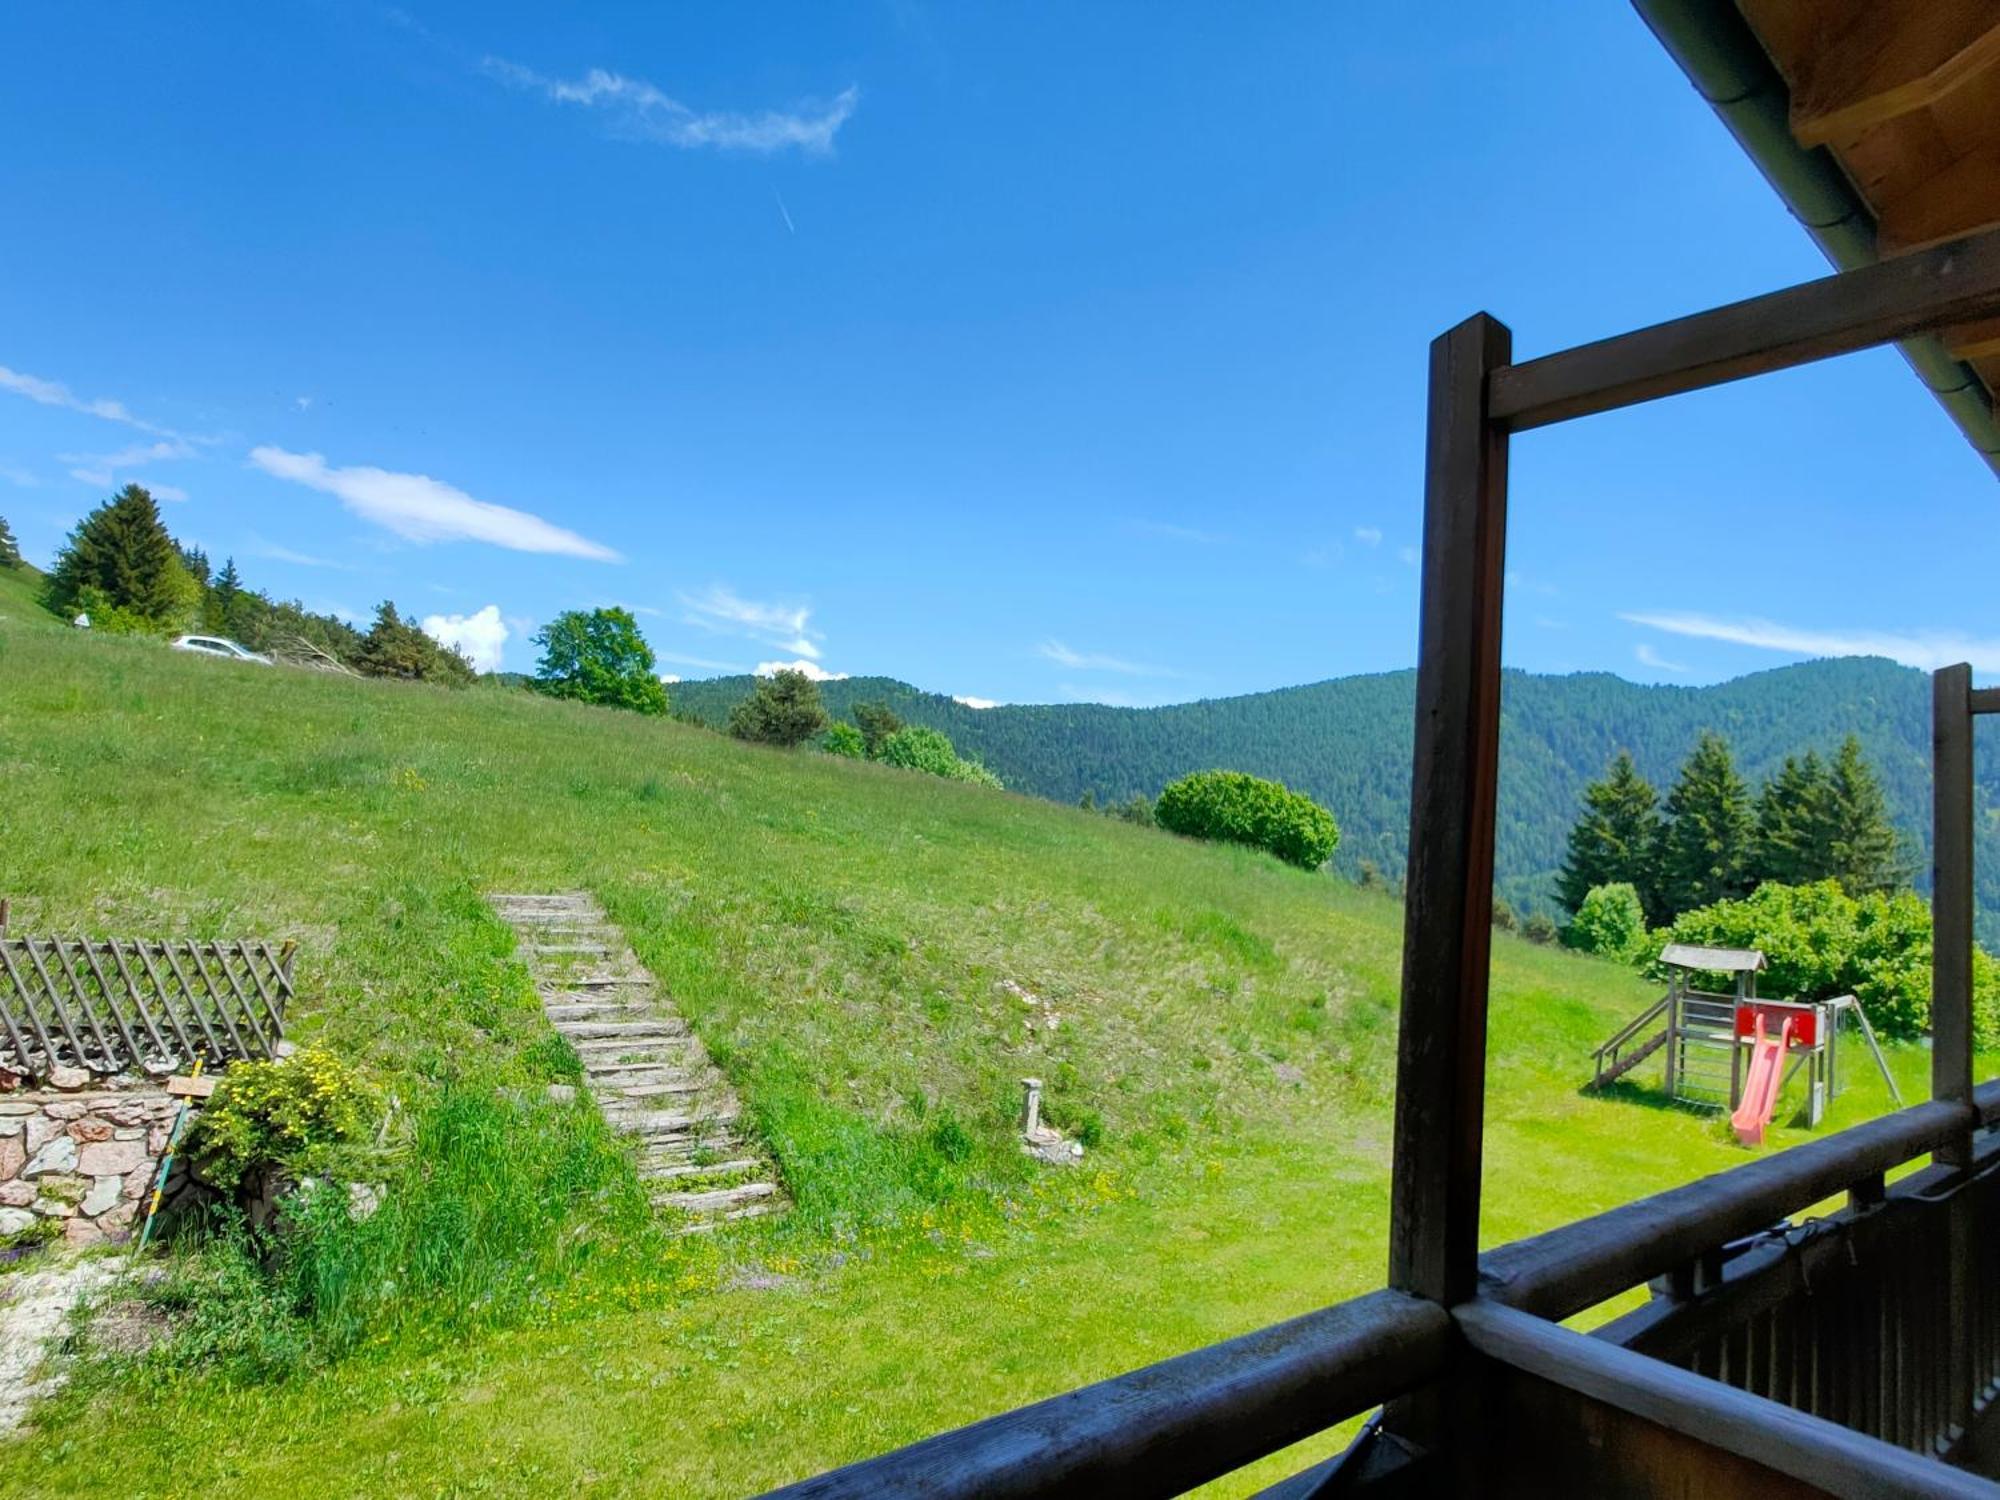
670, 658, 2000, 938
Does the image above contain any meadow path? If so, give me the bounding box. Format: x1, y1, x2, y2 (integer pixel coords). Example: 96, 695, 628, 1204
489, 892, 783, 1233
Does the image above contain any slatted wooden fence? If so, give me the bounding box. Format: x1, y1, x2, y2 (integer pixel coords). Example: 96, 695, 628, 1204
0, 936, 294, 1078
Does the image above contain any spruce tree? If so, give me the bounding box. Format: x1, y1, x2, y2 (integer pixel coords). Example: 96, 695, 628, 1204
0, 513, 19, 568
730, 670, 830, 747
205, 557, 245, 635
1657, 731, 1755, 918
1823, 734, 1906, 895
1556, 751, 1662, 918
354, 601, 473, 686
1752, 750, 1832, 885
43, 484, 191, 623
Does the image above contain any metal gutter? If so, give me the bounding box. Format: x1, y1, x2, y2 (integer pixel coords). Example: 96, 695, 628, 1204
1632, 0, 2000, 478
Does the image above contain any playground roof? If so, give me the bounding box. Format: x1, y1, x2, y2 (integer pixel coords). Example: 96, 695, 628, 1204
1659, 943, 1766, 973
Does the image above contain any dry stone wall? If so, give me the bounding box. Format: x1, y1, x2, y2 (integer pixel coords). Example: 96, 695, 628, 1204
0, 1087, 181, 1248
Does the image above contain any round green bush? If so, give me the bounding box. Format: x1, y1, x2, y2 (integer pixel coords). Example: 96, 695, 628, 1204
1153, 769, 1339, 870
1563, 882, 1648, 961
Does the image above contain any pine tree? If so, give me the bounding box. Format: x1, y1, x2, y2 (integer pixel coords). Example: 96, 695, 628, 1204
1657, 731, 1755, 918
44, 484, 194, 623
1823, 734, 1907, 895
354, 601, 473, 686
0, 513, 19, 568
1753, 750, 1832, 885
730, 670, 830, 747
1556, 751, 1662, 918
204, 557, 245, 634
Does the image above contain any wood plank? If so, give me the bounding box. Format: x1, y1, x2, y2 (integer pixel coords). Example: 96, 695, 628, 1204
167, 1074, 217, 1099
1934, 664, 1975, 1167
1943, 315, 2000, 362
1877, 145, 2000, 257
1487, 223, 2000, 431
1457, 1300, 1995, 1500
1789, 3, 2000, 148
1388, 314, 1510, 1315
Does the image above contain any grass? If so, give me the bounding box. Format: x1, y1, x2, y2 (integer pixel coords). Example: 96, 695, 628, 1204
0, 565, 1954, 1497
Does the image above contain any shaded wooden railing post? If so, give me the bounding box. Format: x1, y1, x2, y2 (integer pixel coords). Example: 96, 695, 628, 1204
1933, 663, 1974, 1167
1384, 312, 1511, 1457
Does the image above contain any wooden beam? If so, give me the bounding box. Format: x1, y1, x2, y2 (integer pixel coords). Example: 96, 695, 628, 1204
1487, 224, 2000, 431
1933, 663, 1975, 1169
1456, 1300, 1997, 1500
1877, 145, 2000, 258
760, 1289, 1451, 1500
1388, 313, 1510, 1308
1790, 3, 2000, 149
1943, 314, 2000, 364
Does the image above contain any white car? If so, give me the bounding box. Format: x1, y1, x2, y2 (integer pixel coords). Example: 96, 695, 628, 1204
170, 634, 273, 666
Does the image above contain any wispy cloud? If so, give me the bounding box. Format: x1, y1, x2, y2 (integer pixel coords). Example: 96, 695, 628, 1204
294, 395, 313, 412
1634, 642, 1688, 675
655, 649, 747, 673
1353, 525, 1382, 547
422, 604, 509, 672
248, 446, 619, 561
249, 539, 356, 571
755, 658, 847, 681
484, 58, 858, 155
679, 584, 822, 659
147, 483, 190, 503
1129, 520, 1228, 546
60, 437, 197, 488
0, 364, 195, 441
1038, 639, 1175, 677
1622, 610, 2000, 674
0, 464, 38, 488
1397, 545, 1419, 567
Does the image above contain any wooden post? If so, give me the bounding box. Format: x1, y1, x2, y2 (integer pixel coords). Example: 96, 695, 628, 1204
1388, 311, 1511, 1309
1933, 663, 1974, 1167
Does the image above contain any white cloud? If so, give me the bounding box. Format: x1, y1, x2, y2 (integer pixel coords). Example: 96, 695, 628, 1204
1038, 639, 1174, 676
954, 695, 1000, 709
1622, 611, 2000, 674
250, 539, 354, 570
0, 465, 37, 487
484, 58, 858, 156
248, 447, 619, 561
0, 363, 195, 440
294, 396, 313, 412
421, 604, 509, 672
1130, 520, 1226, 545
755, 658, 847, 681
659, 673, 682, 684
1634, 642, 1688, 675
656, 649, 747, 673
1353, 525, 1383, 547
1397, 545, 1419, 567
679, 584, 823, 658
148, 484, 190, 502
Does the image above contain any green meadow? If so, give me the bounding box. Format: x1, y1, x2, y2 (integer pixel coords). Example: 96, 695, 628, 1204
0, 564, 1938, 1497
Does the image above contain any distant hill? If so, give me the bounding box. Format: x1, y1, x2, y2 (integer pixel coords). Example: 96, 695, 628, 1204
670, 658, 2000, 938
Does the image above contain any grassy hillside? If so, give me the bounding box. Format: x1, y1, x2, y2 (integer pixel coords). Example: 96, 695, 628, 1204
674, 660, 2000, 938
0, 567, 1942, 1498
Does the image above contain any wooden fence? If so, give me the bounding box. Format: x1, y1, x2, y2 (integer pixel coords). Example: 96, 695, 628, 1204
0, 935, 294, 1078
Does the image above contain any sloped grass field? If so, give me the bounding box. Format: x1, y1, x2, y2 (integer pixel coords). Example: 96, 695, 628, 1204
0, 569, 1937, 1497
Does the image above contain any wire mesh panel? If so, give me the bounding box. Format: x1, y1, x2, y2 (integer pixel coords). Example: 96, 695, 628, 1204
0, 937, 294, 1078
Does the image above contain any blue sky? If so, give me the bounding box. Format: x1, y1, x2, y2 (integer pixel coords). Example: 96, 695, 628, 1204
2, 3, 1995, 702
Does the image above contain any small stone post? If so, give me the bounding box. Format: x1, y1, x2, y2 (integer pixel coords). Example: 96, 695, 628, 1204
1020, 1077, 1043, 1138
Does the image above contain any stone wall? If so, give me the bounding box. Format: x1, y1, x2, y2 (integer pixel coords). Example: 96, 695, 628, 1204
0, 1090, 181, 1248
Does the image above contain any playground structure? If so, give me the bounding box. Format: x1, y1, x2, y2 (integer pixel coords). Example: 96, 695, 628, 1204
1590, 943, 1901, 1137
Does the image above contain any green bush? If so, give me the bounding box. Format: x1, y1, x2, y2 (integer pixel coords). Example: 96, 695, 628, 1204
1563, 882, 1648, 961
1658, 879, 1997, 1045
1153, 770, 1339, 870
820, 721, 865, 758
879, 725, 1003, 788
186, 1047, 380, 1192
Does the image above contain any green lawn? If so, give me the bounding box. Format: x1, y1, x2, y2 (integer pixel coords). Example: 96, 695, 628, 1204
0, 568, 1941, 1497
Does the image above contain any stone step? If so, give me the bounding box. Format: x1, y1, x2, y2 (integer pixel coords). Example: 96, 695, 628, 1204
654, 1180, 780, 1213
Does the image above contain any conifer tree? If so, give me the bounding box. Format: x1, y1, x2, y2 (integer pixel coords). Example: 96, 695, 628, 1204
0, 513, 19, 568
1657, 731, 1755, 918
354, 601, 473, 686
1823, 734, 1906, 895
1556, 751, 1662, 918
43, 484, 194, 623
730, 670, 830, 747
1753, 750, 1832, 885
204, 557, 245, 635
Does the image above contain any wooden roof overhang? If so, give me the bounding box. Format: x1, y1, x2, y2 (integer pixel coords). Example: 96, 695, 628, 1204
1637, 0, 2000, 477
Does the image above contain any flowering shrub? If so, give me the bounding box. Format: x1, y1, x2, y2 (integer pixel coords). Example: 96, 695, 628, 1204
187, 1046, 379, 1191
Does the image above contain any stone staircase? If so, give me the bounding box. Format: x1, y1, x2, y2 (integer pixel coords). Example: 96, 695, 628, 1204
489, 892, 784, 1232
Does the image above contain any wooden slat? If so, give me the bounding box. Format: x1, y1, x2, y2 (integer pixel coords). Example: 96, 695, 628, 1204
1944, 315, 2000, 363
1789, 3, 2000, 148
1487, 223, 2000, 431
1457, 1300, 1996, 1500
1934, 664, 1975, 1168
197, 941, 271, 1055
1389, 312, 1511, 1308
55, 935, 141, 1065
237, 939, 287, 1036
1878, 145, 2000, 258
0, 943, 58, 1065
161, 941, 248, 1061
106, 938, 193, 1063
134, 939, 224, 1063
22, 938, 99, 1064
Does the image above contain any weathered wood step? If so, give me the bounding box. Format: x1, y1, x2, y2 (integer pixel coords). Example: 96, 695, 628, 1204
612, 1107, 742, 1137
654, 1181, 780, 1213
560, 1019, 689, 1040
642, 1157, 761, 1182
544, 1002, 654, 1022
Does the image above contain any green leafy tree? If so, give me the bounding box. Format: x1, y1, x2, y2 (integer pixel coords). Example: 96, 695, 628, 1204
1657, 732, 1754, 919
1556, 751, 1662, 919
1823, 734, 1907, 895
44, 484, 197, 626
354, 601, 474, 687
1753, 750, 1832, 886
878, 725, 1003, 787
1562, 882, 1648, 961
729, 670, 830, 747
821, 721, 866, 758
532, 607, 668, 715
1154, 769, 1339, 870
853, 701, 904, 758
0, 514, 19, 569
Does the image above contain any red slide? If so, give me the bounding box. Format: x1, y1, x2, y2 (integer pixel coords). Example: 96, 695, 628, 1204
1731, 1014, 1795, 1146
